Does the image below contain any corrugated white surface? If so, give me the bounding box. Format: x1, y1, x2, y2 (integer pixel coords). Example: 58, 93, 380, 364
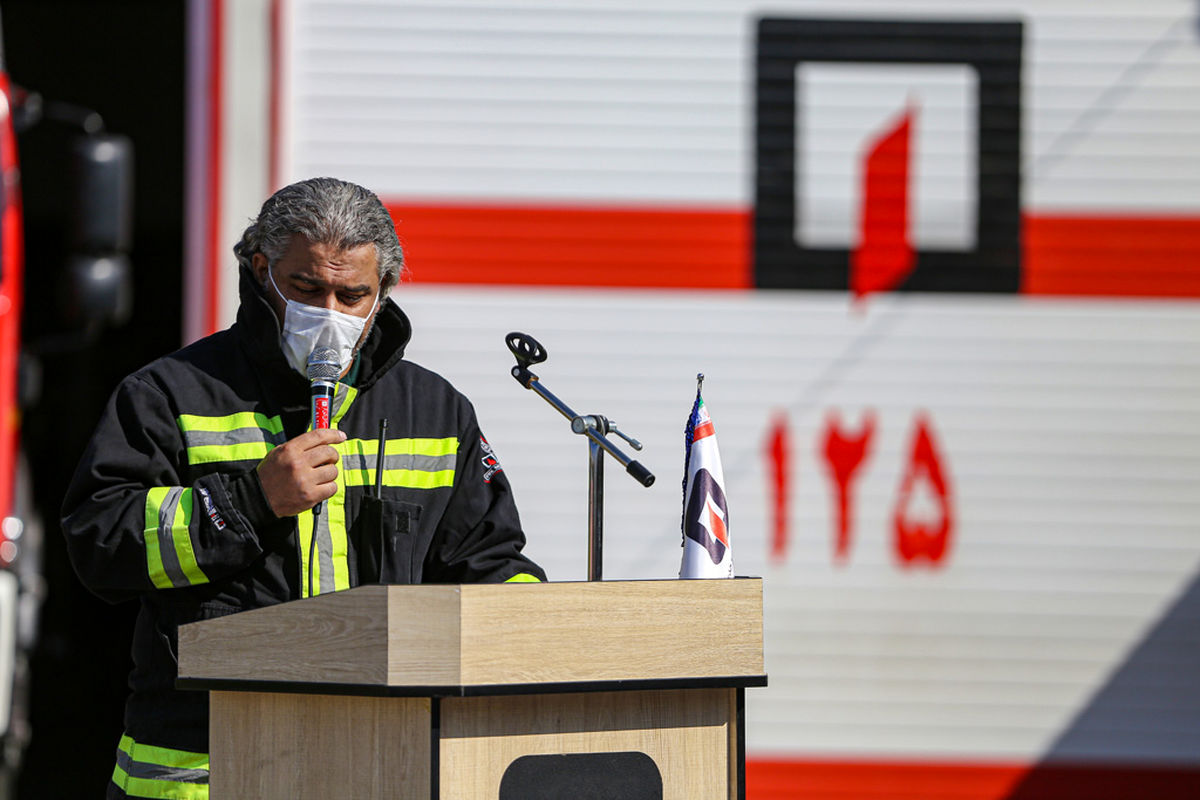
263, 0, 1200, 767
393, 285, 1200, 761
284, 0, 1200, 211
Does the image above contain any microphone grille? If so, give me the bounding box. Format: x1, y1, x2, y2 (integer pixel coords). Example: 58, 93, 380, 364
306, 347, 341, 380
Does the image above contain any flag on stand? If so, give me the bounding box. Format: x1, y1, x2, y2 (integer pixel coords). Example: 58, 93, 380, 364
680, 375, 733, 578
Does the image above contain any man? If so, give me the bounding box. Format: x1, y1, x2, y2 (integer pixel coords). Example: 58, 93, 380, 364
62, 177, 545, 799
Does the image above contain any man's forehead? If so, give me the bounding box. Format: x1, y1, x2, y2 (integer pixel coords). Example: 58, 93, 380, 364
278, 238, 379, 282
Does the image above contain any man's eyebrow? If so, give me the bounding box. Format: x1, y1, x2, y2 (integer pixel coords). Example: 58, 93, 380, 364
289, 274, 372, 293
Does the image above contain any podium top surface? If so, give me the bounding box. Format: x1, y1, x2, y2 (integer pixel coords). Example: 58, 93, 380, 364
178, 578, 764, 695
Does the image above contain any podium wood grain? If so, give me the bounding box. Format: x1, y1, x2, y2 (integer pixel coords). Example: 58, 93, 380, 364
440, 688, 732, 800
209, 691, 430, 799
453, 580, 761, 685
180, 580, 765, 799
179, 579, 764, 688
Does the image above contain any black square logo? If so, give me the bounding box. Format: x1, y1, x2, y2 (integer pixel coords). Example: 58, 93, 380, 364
754, 18, 1024, 293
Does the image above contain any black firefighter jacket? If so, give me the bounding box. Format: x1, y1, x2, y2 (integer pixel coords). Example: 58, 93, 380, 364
61, 268, 546, 756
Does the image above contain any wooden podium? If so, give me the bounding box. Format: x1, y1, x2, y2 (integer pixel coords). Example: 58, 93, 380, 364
177, 578, 765, 800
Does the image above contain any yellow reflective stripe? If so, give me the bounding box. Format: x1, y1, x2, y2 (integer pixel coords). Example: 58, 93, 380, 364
394, 437, 456, 457
144, 488, 172, 590
505, 573, 541, 583
341, 436, 458, 488
394, 437, 457, 457
329, 449, 351, 593
185, 442, 274, 465
111, 765, 208, 800
177, 412, 283, 435
343, 468, 455, 489
328, 383, 353, 593
298, 506, 316, 599
344, 437, 458, 458
331, 384, 357, 426
114, 733, 209, 799
144, 489, 208, 589
118, 734, 208, 770
169, 491, 208, 586
178, 412, 283, 466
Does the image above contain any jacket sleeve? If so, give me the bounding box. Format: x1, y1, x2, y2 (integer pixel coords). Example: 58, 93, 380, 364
61, 374, 287, 603
424, 403, 547, 584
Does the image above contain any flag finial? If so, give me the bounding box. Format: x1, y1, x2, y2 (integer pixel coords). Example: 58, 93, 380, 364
696, 373, 705, 399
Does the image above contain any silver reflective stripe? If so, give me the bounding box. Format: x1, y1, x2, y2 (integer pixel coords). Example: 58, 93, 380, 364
314, 507, 335, 595
181, 428, 286, 449
341, 452, 456, 473
156, 487, 189, 589
114, 747, 209, 785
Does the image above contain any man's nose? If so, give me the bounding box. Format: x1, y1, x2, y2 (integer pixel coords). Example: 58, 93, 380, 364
312, 292, 340, 311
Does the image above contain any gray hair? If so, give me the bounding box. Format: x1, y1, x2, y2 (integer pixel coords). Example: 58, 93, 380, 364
234, 177, 404, 292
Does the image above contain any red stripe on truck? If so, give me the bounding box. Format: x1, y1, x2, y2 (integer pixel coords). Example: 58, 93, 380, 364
384, 201, 1200, 299
1022, 214, 1200, 298
385, 202, 752, 289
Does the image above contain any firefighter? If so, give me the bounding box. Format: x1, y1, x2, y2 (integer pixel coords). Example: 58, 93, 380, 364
61, 177, 546, 799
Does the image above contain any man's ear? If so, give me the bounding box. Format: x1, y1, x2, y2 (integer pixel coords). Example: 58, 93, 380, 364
252, 252, 269, 287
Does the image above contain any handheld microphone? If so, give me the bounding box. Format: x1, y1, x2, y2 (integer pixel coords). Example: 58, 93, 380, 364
307, 347, 339, 430
305, 347, 339, 598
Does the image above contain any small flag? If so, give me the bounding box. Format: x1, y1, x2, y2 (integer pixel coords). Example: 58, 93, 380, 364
680, 375, 733, 578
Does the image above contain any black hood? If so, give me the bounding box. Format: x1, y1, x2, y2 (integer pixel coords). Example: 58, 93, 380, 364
233, 264, 413, 391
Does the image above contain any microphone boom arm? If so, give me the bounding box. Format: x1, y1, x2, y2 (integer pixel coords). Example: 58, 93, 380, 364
515, 371, 653, 485
506, 332, 655, 581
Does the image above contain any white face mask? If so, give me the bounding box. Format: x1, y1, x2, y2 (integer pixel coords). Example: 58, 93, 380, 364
267, 268, 380, 377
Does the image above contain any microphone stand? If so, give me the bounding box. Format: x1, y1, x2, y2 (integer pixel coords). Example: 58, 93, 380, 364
507, 332, 655, 581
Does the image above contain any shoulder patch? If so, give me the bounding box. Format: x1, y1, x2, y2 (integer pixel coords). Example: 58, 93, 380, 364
479, 435, 503, 483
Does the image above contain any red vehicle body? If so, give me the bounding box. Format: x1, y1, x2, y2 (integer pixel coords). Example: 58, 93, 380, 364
0, 68, 24, 543
0, 64, 30, 795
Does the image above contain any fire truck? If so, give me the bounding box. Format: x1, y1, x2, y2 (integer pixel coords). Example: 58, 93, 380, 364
188, 2, 1199, 797
2, 0, 1189, 796
0, 18, 131, 792
172, 0, 1200, 796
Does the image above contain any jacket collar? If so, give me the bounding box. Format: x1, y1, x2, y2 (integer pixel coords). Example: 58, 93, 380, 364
234, 265, 413, 391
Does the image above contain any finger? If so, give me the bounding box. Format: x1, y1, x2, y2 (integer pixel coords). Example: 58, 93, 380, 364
296, 480, 339, 510
315, 481, 339, 503
297, 428, 348, 448
310, 464, 340, 486
303, 445, 342, 468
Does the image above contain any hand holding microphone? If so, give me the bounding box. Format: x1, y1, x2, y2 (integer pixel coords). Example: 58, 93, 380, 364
255, 428, 345, 517
256, 348, 345, 518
